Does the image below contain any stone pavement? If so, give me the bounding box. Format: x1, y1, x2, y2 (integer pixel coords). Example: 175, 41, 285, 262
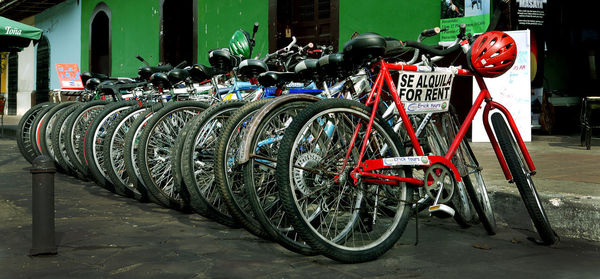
1, 116, 600, 277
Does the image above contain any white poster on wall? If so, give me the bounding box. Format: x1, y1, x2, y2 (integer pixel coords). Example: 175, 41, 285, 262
472, 30, 531, 142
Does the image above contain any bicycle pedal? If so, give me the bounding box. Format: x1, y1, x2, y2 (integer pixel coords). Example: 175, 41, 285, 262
428, 204, 455, 219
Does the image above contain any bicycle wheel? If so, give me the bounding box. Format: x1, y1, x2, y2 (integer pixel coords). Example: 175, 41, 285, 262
391, 112, 472, 227
17, 102, 53, 163
84, 101, 137, 191
103, 103, 152, 200
29, 103, 58, 158
51, 103, 84, 175
123, 105, 162, 203
38, 102, 76, 164
242, 98, 318, 255
138, 101, 209, 210
491, 112, 557, 244
441, 110, 496, 234
422, 115, 474, 228
180, 100, 247, 227
63, 100, 109, 179
276, 98, 413, 263
215, 99, 272, 238
171, 112, 199, 206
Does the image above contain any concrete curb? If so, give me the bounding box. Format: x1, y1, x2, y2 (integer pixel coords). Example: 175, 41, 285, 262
0, 124, 17, 139
1, 114, 20, 139
489, 186, 600, 242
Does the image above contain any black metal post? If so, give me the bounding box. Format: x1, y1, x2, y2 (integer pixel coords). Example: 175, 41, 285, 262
30, 155, 57, 256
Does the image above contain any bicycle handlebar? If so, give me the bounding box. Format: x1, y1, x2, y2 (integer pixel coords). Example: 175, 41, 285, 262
420, 27, 446, 38
262, 36, 298, 62
252, 22, 259, 38
153, 65, 173, 72
174, 60, 187, 69
404, 40, 461, 56
384, 38, 404, 52
136, 55, 150, 66
249, 22, 259, 58
458, 23, 467, 39
283, 36, 297, 52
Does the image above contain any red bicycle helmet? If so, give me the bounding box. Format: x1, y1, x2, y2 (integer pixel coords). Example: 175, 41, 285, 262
468, 31, 517, 78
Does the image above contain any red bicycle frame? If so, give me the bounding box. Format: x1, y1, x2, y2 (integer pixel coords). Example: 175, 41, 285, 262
348, 59, 536, 187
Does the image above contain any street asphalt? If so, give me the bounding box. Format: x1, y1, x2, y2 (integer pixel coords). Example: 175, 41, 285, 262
1, 115, 600, 278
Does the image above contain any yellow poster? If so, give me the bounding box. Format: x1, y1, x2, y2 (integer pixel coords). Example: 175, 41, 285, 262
1, 52, 6, 94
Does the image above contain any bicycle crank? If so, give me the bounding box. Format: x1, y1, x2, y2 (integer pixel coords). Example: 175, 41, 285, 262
423, 163, 456, 218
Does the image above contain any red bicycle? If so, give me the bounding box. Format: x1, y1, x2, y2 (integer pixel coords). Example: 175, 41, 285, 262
275, 30, 557, 263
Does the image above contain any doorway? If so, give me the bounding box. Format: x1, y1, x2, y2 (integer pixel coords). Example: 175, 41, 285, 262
36, 36, 50, 104
269, 0, 339, 53
8, 52, 17, 115
160, 0, 197, 66
89, 3, 111, 75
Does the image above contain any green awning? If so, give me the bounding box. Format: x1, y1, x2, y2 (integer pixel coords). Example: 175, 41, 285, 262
0, 16, 42, 52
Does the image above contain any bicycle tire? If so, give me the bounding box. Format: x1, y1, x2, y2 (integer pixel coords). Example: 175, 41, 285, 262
276, 98, 414, 263
422, 115, 474, 227
103, 103, 152, 200
215, 99, 273, 238
63, 100, 109, 179
180, 100, 247, 227
84, 101, 138, 191
171, 112, 198, 207
51, 103, 84, 175
29, 103, 58, 158
17, 102, 53, 163
123, 104, 163, 204
38, 102, 76, 161
138, 101, 209, 210
491, 112, 557, 244
242, 98, 318, 255
442, 110, 496, 234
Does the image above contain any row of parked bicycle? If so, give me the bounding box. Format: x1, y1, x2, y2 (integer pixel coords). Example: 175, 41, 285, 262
16, 21, 557, 263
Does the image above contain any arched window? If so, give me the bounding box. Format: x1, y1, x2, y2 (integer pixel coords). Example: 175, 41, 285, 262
89, 2, 111, 75
36, 35, 50, 104
160, 0, 197, 66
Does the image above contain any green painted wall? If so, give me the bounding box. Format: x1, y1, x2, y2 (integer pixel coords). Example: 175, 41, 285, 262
81, 0, 267, 76
339, 0, 441, 50
81, 0, 161, 76
80, 0, 442, 76
196, 0, 268, 65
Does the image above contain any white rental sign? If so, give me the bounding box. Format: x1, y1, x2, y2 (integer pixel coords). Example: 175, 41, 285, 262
397, 71, 455, 114
472, 30, 531, 142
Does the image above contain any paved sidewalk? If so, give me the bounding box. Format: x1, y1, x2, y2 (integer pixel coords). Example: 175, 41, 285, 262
471, 135, 600, 241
